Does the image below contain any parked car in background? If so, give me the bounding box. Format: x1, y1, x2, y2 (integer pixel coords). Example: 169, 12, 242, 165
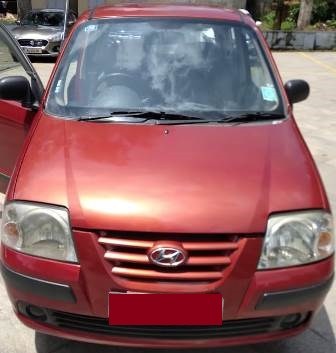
11, 8, 76, 57
0, 4, 334, 349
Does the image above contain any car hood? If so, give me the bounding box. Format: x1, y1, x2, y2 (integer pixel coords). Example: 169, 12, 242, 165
14, 115, 326, 234
11, 25, 62, 39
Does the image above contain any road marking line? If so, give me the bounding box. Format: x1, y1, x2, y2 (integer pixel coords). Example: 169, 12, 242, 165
298, 52, 336, 75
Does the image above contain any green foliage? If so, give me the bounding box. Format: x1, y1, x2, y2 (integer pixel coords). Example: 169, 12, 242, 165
312, 0, 331, 23
281, 20, 296, 31
286, 3, 300, 24
261, 10, 276, 30
286, 0, 335, 26
261, 0, 336, 31
325, 19, 336, 29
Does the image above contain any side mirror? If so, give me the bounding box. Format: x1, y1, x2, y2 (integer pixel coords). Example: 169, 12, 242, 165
0, 76, 34, 108
15, 20, 21, 25
284, 80, 310, 105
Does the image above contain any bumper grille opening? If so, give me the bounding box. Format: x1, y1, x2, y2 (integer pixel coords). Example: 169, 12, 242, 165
18, 304, 309, 340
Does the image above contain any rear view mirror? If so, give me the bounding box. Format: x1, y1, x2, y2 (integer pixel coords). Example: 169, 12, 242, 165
284, 80, 310, 105
0, 76, 34, 108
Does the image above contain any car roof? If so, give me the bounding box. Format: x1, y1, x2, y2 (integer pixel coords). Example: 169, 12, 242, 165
87, 4, 255, 27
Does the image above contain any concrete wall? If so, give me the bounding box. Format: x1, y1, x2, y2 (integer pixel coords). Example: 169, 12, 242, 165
264, 30, 336, 50
31, 0, 79, 12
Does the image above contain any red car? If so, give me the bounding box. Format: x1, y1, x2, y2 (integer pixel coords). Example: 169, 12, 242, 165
0, 4, 334, 348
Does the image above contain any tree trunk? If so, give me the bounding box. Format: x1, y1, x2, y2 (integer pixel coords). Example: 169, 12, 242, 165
273, 0, 285, 30
246, 0, 260, 19
297, 0, 314, 30
17, 0, 32, 20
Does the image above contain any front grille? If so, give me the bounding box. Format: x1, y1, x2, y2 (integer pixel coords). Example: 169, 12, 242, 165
18, 39, 48, 47
97, 232, 242, 287
44, 310, 307, 339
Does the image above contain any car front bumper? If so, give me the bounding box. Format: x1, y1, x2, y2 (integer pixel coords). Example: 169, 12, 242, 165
1, 230, 334, 348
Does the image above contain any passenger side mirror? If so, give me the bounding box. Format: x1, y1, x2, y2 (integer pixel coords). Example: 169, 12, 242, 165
15, 20, 21, 25
284, 80, 310, 105
0, 76, 34, 108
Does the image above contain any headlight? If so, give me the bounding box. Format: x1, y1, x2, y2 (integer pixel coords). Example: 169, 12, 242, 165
1, 202, 78, 263
50, 33, 63, 42
258, 211, 334, 269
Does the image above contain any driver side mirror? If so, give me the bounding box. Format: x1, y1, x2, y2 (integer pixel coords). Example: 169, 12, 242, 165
284, 80, 310, 105
0, 76, 34, 108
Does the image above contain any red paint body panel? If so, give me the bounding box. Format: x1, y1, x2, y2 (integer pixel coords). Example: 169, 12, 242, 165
92, 4, 242, 22
2, 240, 333, 346
0, 100, 34, 186
0, 4, 334, 348
14, 115, 326, 233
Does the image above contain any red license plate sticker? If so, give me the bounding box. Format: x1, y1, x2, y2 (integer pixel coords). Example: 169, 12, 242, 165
109, 293, 223, 326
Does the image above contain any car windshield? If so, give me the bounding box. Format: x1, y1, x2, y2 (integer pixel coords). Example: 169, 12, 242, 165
22, 11, 64, 27
46, 19, 284, 120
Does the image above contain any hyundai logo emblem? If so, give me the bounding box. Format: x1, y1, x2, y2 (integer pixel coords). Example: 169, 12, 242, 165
148, 246, 187, 267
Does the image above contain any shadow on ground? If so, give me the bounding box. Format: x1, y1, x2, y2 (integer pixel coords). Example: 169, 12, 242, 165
35, 307, 335, 353
29, 56, 58, 64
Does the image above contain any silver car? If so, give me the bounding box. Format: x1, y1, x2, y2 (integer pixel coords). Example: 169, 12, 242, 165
11, 8, 77, 57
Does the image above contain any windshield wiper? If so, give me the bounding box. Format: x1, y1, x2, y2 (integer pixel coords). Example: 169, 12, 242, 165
78, 111, 205, 122
154, 112, 285, 125
78, 111, 285, 124
216, 112, 285, 124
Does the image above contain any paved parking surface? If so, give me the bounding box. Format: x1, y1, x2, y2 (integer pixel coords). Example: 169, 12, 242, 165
0, 52, 335, 353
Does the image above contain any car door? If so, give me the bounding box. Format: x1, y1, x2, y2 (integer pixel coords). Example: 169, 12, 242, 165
0, 23, 44, 193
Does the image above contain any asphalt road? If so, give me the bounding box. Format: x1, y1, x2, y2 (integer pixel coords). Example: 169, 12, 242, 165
0, 51, 336, 353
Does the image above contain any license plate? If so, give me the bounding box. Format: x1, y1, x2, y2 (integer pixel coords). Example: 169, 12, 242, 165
23, 47, 42, 54
109, 293, 223, 326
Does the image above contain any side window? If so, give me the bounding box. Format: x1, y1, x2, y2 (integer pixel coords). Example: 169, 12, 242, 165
245, 31, 271, 88
0, 37, 30, 83
57, 56, 78, 105
243, 30, 279, 110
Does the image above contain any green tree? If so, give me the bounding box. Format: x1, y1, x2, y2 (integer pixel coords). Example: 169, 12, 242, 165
273, 0, 285, 30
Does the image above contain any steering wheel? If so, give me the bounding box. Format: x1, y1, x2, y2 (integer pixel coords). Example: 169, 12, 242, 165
95, 73, 142, 97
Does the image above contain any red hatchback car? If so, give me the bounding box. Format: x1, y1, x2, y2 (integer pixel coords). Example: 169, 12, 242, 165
0, 4, 334, 348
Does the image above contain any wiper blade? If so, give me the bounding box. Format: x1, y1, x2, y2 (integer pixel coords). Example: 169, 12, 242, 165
216, 112, 285, 124
78, 111, 285, 124
155, 113, 285, 125
78, 111, 205, 122
78, 111, 145, 122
